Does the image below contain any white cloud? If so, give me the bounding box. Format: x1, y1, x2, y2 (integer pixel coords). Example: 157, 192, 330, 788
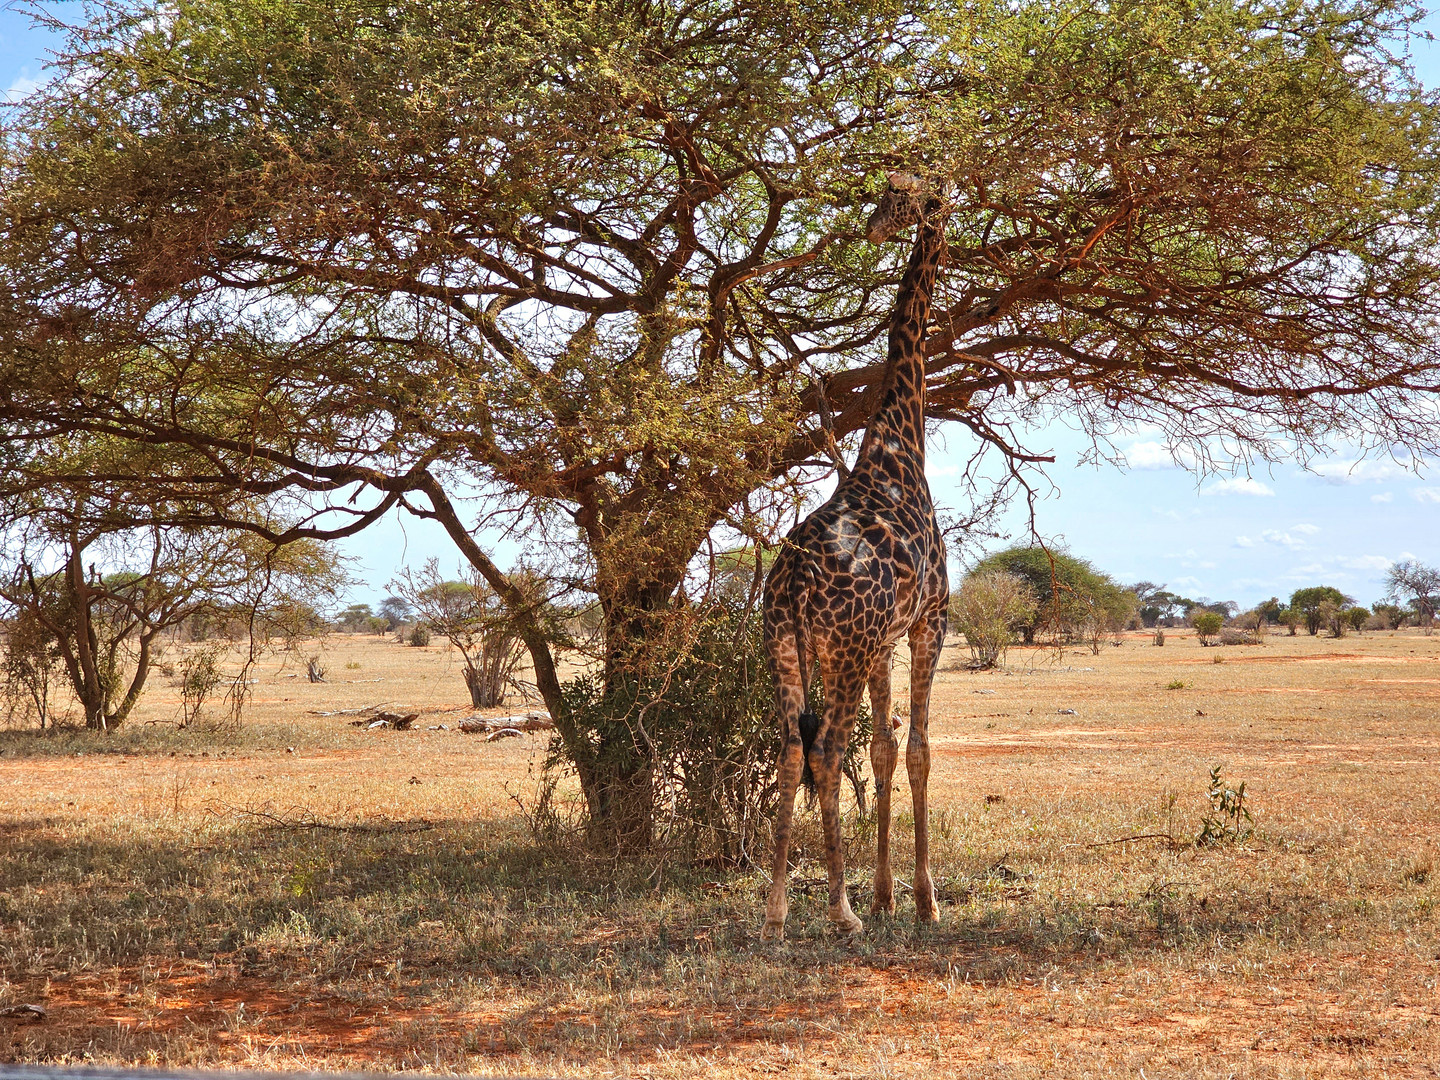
1124, 440, 1196, 470
1312, 459, 1409, 485
1202, 477, 1275, 497
1235, 527, 1313, 551
1371, 492, 1394, 504
1415, 488, 1440, 504
4, 71, 40, 104
1339, 555, 1394, 573
1259, 529, 1308, 550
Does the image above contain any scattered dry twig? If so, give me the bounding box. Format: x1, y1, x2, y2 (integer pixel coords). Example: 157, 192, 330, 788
1086, 833, 1187, 850
214, 804, 434, 834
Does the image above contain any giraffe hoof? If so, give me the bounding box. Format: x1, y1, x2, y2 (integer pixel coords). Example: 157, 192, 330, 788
915, 904, 940, 925
829, 910, 865, 936
760, 919, 786, 942
870, 895, 896, 917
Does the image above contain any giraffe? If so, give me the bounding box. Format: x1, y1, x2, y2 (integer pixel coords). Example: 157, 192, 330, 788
760, 172, 951, 939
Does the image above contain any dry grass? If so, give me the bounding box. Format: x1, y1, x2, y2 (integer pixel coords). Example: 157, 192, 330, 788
2, 628, 1438, 1077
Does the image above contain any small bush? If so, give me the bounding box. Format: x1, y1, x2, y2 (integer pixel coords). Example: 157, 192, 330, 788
1153, 628, 1165, 647
549, 599, 871, 866
1193, 612, 1223, 645
180, 643, 228, 726
408, 624, 431, 647
950, 571, 1036, 668
1196, 764, 1253, 845
1165, 679, 1186, 690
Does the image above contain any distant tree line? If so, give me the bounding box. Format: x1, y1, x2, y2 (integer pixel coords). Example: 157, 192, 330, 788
949, 547, 1438, 666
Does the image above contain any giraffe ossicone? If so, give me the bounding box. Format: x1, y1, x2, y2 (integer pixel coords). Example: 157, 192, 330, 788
760, 173, 950, 940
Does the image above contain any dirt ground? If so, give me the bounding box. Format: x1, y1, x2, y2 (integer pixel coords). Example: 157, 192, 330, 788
1, 628, 1437, 1078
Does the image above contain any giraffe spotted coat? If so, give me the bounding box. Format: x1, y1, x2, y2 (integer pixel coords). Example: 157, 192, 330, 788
761, 174, 950, 938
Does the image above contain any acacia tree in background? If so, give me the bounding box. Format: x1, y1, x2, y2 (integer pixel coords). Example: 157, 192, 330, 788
394, 560, 552, 709
971, 546, 1134, 645
1289, 586, 1353, 636
0, 487, 344, 730
5, 0, 1440, 847
1386, 560, 1439, 629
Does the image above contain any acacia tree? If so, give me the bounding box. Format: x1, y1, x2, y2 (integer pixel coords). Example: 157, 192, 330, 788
5, 0, 1440, 842
1386, 559, 1439, 627
1289, 586, 1352, 635
971, 546, 1134, 644
393, 560, 547, 708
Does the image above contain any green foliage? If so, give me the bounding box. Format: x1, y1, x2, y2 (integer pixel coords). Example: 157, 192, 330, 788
1131, 582, 1200, 628
336, 605, 374, 633
972, 546, 1133, 644
1192, 612, 1224, 644
1370, 602, 1407, 630
551, 598, 871, 867
1196, 765, 1253, 846
407, 624, 431, 648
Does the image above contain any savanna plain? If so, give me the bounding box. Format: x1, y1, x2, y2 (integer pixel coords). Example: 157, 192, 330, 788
1, 628, 1437, 1079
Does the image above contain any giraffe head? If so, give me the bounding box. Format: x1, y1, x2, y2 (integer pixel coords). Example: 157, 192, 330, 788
865, 172, 943, 243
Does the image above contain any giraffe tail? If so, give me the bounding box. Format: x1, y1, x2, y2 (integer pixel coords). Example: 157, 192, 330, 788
790, 557, 820, 795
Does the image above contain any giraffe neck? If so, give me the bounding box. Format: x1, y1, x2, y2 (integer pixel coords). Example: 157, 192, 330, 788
855, 210, 945, 473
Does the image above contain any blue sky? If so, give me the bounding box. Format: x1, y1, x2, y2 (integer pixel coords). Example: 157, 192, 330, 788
5, 4, 1437, 609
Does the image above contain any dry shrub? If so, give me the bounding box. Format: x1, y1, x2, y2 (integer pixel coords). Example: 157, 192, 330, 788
550, 600, 870, 868
950, 571, 1036, 668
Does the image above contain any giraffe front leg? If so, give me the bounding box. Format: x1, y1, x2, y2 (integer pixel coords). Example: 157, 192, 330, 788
867, 647, 898, 916
908, 611, 946, 924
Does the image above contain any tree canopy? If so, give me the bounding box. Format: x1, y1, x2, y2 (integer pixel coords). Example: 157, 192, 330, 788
1386, 559, 1439, 624
969, 545, 1134, 643
5, 0, 1440, 840
1289, 585, 1353, 634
